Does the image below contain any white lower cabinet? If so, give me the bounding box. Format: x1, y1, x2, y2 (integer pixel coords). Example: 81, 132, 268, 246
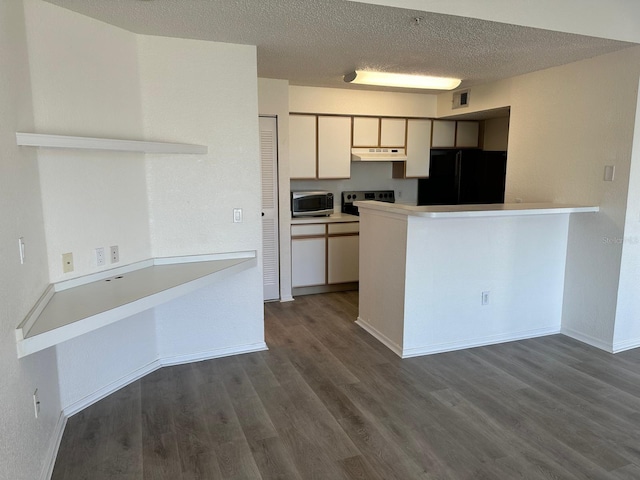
291, 221, 359, 291
291, 237, 326, 287
328, 235, 359, 283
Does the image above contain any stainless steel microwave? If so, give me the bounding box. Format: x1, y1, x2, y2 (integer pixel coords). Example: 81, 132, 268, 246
291, 191, 334, 217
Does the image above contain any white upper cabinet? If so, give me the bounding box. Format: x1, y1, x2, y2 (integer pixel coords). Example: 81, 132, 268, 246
318, 116, 351, 179
352, 117, 379, 147
352, 117, 406, 148
289, 114, 317, 179
405, 119, 432, 178
380, 118, 406, 147
456, 121, 480, 148
431, 120, 456, 148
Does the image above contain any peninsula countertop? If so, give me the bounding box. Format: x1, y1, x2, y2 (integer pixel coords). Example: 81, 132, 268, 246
353, 201, 599, 218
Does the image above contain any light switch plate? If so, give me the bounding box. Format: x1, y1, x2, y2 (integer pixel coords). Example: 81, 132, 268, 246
604, 165, 615, 182
233, 208, 243, 223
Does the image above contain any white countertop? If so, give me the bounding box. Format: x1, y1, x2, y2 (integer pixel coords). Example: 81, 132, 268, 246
354, 201, 599, 218
290, 212, 359, 224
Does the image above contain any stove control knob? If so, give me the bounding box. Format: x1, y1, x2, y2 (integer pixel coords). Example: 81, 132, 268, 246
353, 194, 357, 200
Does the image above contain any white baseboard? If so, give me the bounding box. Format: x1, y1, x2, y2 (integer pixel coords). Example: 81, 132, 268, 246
401, 326, 561, 358
40, 412, 67, 480
355, 317, 403, 357
159, 342, 268, 367
61, 342, 268, 417
279, 295, 295, 303
357, 316, 560, 359
561, 327, 614, 353
612, 337, 640, 354
62, 360, 161, 417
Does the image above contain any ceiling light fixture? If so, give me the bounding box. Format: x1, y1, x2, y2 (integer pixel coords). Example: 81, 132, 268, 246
344, 70, 461, 90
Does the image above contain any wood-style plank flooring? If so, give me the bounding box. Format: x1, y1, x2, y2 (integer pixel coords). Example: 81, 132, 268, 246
52, 291, 640, 479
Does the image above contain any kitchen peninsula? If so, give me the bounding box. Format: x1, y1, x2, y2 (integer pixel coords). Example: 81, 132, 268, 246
355, 201, 599, 358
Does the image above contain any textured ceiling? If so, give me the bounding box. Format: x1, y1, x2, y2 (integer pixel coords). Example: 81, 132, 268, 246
44, 0, 634, 94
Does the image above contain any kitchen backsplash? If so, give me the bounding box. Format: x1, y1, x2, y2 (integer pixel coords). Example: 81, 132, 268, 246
290, 161, 418, 211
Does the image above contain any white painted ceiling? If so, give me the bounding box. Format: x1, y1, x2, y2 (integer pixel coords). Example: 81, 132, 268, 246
44, 0, 635, 94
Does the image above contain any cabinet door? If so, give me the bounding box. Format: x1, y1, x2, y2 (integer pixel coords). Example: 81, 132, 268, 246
352, 117, 379, 147
318, 116, 351, 179
456, 121, 480, 147
328, 235, 359, 284
289, 115, 317, 178
405, 119, 432, 178
432, 120, 456, 148
291, 237, 326, 287
380, 118, 406, 147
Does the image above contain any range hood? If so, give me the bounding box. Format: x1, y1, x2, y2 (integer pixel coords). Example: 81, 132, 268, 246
351, 147, 407, 162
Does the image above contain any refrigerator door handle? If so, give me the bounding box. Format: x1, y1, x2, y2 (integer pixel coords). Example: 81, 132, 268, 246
455, 150, 462, 203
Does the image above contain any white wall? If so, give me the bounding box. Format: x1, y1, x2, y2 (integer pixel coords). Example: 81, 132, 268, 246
258, 78, 293, 301
24, 0, 151, 282
140, 36, 262, 258
403, 214, 569, 355
0, 1, 62, 479
354, 0, 640, 43
140, 34, 265, 360
438, 47, 640, 350
613, 76, 640, 351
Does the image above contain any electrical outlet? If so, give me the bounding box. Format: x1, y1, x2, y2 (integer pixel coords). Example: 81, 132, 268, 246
110, 245, 119, 263
233, 208, 243, 223
62, 253, 74, 273
33, 389, 40, 418
18, 237, 25, 264
96, 247, 105, 266
482, 291, 490, 305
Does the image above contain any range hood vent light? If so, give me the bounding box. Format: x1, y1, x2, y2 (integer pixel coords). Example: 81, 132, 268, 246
351, 147, 407, 162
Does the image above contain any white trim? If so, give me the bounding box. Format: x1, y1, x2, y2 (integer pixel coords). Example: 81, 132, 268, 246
60, 342, 268, 417
15, 285, 55, 342
355, 317, 404, 357
401, 326, 561, 358
16, 132, 207, 154
159, 342, 269, 367
279, 296, 295, 302
561, 327, 614, 353
62, 360, 161, 417
612, 337, 640, 354
40, 412, 67, 480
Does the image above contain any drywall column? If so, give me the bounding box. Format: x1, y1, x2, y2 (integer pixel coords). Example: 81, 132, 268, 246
612, 74, 640, 352
138, 36, 265, 360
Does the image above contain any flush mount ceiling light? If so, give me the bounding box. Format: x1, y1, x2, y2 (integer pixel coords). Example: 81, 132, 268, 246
343, 70, 461, 90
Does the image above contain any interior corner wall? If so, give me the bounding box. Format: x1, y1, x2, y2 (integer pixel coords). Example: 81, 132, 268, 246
23, 0, 151, 282
0, 1, 62, 479
258, 78, 293, 301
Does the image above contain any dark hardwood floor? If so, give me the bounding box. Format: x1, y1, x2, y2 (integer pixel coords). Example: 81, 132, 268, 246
52, 291, 640, 479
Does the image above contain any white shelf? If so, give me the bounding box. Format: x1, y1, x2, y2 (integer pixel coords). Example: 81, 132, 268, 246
16, 132, 208, 154
15, 251, 256, 358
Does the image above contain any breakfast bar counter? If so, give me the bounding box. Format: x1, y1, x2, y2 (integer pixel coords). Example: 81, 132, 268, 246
354, 201, 599, 358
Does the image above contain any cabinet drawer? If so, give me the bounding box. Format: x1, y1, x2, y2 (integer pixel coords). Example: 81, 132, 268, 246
328, 223, 360, 234
291, 224, 326, 236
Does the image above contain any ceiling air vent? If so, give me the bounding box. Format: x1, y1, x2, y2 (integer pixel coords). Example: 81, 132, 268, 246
452, 89, 470, 109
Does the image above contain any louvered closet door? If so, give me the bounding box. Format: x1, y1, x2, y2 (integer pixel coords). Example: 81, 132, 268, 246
260, 116, 280, 301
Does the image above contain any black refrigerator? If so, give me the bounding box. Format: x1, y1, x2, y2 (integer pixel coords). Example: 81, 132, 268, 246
417, 149, 507, 205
